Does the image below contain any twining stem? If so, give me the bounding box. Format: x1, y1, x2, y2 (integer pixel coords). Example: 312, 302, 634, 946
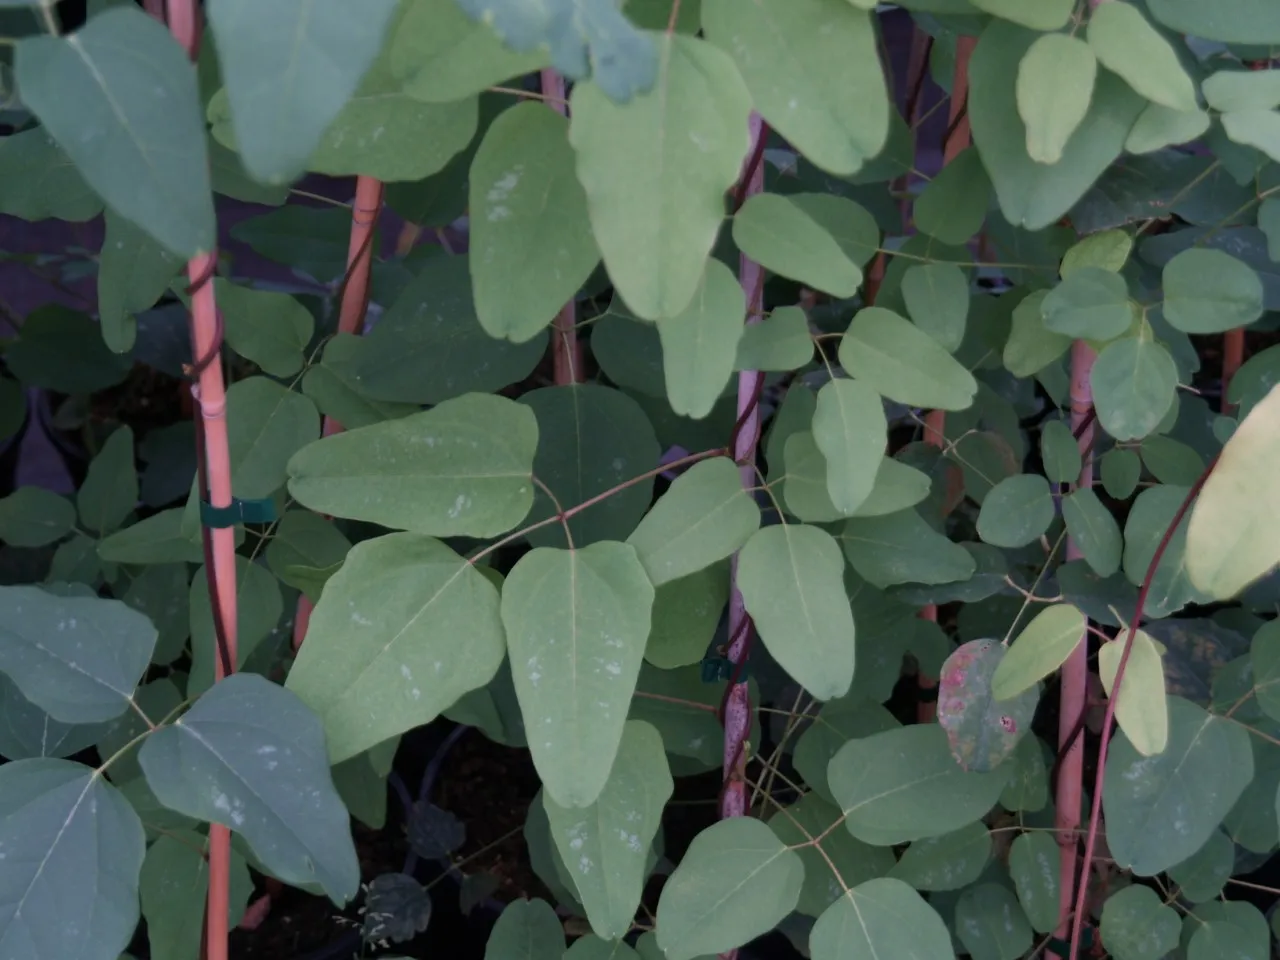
917, 34, 976, 723
1053, 338, 1096, 960
1223, 327, 1245, 411
1068, 457, 1217, 960
722, 112, 769, 837
293, 174, 384, 653
541, 68, 583, 387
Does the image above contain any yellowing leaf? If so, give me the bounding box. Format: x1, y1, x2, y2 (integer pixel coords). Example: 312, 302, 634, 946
1187, 384, 1280, 599
1087, 1, 1199, 113
991, 604, 1086, 700
1098, 631, 1169, 756
1016, 33, 1098, 165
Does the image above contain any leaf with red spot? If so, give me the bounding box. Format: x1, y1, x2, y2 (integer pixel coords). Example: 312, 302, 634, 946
937, 639, 1040, 772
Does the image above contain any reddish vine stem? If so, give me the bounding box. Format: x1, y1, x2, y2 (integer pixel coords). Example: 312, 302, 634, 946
719, 114, 770, 856
541, 68, 582, 386
1223, 327, 1245, 412
1067, 455, 1218, 960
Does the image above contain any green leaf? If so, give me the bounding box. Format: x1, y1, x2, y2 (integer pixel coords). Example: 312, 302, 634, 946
655, 818, 804, 960
0, 128, 103, 222
1007, 832, 1059, 933
969, 19, 1145, 230
0, 674, 108, 761
286, 533, 504, 764
1148, 0, 1280, 44
1100, 885, 1180, 960
264, 509, 352, 603
303, 335, 419, 432
1044, 268, 1134, 342
811, 379, 886, 517
1202, 69, 1280, 113
1100, 632, 1172, 757
914, 146, 991, 246
970, 0, 1071, 29
98, 209, 183, 353
1261, 197, 1280, 261
645, 563, 729, 669
0, 758, 144, 960
188, 556, 283, 696
955, 884, 1033, 960
1041, 420, 1081, 485
793, 696, 899, 803
139, 673, 360, 903
1252, 620, 1280, 723
735, 306, 815, 371
841, 509, 976, 588
6, 306, 133, 395
215, 280, 314, 378
655, 260, 745, 418
768, 793, 895, 916
829, 723, 1008, 845
626, 457, 760, 587
1186, 383, 1280, 600
0, 585, 156, 724
299, 57, 477, 182
141, 832, 253, 960
1188, 915, 1269, 960
976, 474, 1054, 549
470, 101, 599, 343
287, 392, 537, 538
205, 0, 399, 183
20, 6, 214, 254
703, 0, 885, 176
1091, 334, 1179, 442
1062, 488, 1123, 577
389, 0, 549, 102
566, 936, 642, 960
0, 487, 75, 548
901, 263, 969, 352
838, 307, 979, 411
1087, 2, 1197, 113
543, 720, 672, 939
1102, 695, 1253, 876
77, 426, 137, 537
850, 456, 934, 518
937, 639, 1039, 772
889, 822, 992, 892
1124, 484, 1210, 616
737, 524, 855, 701
1167, 829, 1234, 903
1140, 434, 1204, 486
1061, 229, 1133, 277
781, 432, 845, 522
455, 0, 655, 102
1162, 248, 1265, 334
226, 377, 320, 500
1125, 102, 1211, 154
1101, 448, 1142, 499
810, 878, 953, 960
568, 33, 751, 320
502, 542, 654, 808
991, 603, 1086, 701
1227, 110, 1280, 172
520, 385, 659, 549
96, 678, 183, 784
630, 664, 746, 770
98, 509, 204, 566
485, 898, 565, 960
732, 193, 864, 297
1003, 289, 1071, 377
1016, 33, 1097, 165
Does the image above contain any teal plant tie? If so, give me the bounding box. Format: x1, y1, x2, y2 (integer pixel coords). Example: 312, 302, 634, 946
199, 496, 278, 529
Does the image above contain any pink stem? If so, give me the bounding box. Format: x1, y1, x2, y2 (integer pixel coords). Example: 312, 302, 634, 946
1051, 340, 1096, 959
